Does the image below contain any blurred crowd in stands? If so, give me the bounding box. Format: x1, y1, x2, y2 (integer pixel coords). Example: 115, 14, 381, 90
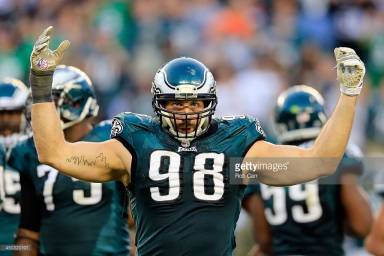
1, 0, 384, 150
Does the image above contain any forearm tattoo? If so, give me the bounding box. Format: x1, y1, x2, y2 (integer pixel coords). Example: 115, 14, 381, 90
66, 153, 110, 169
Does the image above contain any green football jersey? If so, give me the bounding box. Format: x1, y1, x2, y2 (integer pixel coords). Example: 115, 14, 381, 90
111, 112, 265, 256
243, 141, 363, 256
0, 143, 21, 255
8, 121, 130, 256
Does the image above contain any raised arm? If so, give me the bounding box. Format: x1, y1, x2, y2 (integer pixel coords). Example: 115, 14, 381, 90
30, 26, 130, 184
245, 47, 365, 186
32, 103, 130, 183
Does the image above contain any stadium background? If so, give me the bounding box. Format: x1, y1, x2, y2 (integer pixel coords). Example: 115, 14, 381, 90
0, 0, 383, 255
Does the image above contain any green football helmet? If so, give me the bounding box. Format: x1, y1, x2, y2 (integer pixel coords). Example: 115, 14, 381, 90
0, 78, 29, 147
274, 85, 327, 143
52, 65, 99, 129
151, 57, 217, 145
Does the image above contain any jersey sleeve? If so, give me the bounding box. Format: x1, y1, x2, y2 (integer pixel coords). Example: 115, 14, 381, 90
7, 139, 30, 174
243, 184, 261, 199
337, 144, 364, 178
241, 184, 262, 210
85, 120, 112, 142
110, 113, 153, 178
110, 112, 150, 150
241, 116, 266, 157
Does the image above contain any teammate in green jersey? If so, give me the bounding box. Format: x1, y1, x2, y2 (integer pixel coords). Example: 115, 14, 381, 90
0, 78, 29, 256
9, 66, 130, 256
29, 27, 366, 255
242, 85, 373, 255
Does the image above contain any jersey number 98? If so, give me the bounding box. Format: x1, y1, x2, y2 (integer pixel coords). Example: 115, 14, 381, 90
149, 150, 225, 202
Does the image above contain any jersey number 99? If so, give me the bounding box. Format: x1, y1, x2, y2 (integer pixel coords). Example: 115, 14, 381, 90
260, 181, 323, 225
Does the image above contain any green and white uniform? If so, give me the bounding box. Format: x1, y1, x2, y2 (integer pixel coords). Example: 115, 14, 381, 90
0, 143, 21, 256
111, 112, 265, 256
8, 121, 130, 256
244, 141, 363, 256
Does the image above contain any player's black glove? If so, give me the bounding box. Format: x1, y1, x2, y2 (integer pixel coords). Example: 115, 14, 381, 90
30, 26, 70, 103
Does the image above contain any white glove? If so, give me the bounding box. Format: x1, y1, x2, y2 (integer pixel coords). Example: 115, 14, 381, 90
30, 26, 70, 73
334, 47, 366, 96
29, 26, 70, 103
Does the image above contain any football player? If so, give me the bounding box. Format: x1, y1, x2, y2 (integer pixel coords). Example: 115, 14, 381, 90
0, 78, 29, 254
29, 27, 366, 255
242, 85, 373, 255
9, 66, 130, 256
